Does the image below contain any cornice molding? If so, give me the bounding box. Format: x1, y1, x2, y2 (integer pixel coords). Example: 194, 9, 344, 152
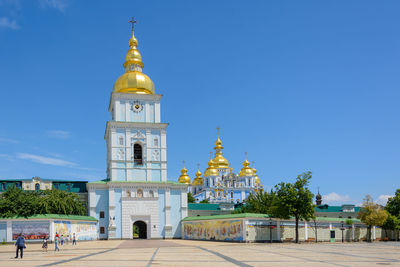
108, 92, 163, 111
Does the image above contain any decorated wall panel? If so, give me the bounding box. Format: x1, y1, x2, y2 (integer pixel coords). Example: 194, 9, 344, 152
183, 220, 243, 241
54, 220, 97, 241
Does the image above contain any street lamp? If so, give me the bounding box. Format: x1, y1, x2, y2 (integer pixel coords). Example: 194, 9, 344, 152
269, 218, 272, 243
340, 221, 345, 243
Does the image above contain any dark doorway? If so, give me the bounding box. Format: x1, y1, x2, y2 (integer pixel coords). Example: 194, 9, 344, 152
133, 221, 147, 239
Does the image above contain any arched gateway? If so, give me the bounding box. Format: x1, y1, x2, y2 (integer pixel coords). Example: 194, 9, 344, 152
133, 221, 147, 239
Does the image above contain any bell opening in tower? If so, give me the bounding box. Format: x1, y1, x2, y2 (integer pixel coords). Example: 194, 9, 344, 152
134, 143, 143, 165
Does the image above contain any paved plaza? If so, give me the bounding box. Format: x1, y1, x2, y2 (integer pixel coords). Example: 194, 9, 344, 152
0, 240, 399, 266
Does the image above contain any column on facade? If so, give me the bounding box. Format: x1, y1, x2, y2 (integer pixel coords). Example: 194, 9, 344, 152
160, 129, 167, 181
164, 188, 172, 237
146, 129, 151, 181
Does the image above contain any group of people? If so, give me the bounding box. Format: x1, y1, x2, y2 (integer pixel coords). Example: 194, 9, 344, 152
14, 232, 78, 259
51, 232, 77, 252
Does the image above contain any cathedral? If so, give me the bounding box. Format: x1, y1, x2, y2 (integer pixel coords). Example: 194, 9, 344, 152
178, 136, 263, 203
87, 21, 187, 239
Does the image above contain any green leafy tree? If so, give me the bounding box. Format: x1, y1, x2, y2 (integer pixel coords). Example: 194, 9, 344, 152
200, 199, 209, 203
0, 186, 86, 218
270, 171, 315, 243
386, 189, 400, 217
187, 192, 195, 203
358, 195, 388, 242
382, 214, 400, 241
240, 190, 275, 214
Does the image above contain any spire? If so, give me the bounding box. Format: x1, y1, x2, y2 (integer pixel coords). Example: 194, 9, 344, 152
239, 152, 253, 177
212, 128, 229, 169
124, 17, 144, 69
316, 187, 322, 205
192, 163, 203, 186
113, 16, 155, 94
178, 160, 191, 185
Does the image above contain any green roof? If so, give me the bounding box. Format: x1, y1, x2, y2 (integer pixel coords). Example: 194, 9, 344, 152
315, 205, 360, 213
0, 214, 97, 221
183, 213, 272, 221
188, 203, 221, 210
315, 217, 361, 223
88, 180, 182, 185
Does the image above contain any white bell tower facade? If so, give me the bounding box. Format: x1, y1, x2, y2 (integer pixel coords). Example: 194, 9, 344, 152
106, 93, 168, 182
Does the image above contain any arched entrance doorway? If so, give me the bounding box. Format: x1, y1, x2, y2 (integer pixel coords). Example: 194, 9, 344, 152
133, 221, 147, 239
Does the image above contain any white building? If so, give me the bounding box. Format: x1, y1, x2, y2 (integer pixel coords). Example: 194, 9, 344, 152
87, 23, 187, 239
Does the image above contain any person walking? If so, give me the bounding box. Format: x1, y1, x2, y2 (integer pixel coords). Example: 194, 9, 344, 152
60, 235, 64, 246
42, 238, 48, 252
54, 235, 60, 252
15, 234, 25, 259
72, 233, 76, 245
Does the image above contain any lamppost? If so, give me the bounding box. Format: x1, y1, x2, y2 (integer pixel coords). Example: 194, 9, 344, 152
269, 218, 273, 243
340, 221, 345, 243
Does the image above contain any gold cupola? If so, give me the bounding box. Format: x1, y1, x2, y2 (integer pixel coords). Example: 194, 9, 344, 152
113, 19, 155, 94
178, 162, 191, 185
212, 137, 230, 169
239, 154, 254, 177
253, 166, 260, 185
192, 168, 203, 186
204, 153, 219, 177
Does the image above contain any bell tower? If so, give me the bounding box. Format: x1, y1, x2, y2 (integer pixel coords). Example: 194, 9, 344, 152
105, 19, 168, 182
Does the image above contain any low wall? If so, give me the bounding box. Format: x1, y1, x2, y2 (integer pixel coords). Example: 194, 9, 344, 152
0, 215, 97, 242
182, 214, 396, 243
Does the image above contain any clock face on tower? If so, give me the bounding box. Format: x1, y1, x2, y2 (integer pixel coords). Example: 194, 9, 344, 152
131, 101, 143, 113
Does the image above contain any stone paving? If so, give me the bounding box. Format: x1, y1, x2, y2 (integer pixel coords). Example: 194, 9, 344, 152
0, 239, 400, 266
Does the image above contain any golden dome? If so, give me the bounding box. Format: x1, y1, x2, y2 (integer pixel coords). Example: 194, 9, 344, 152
253, 167, 260, 184
113, 28, 155, 94
212, 137, 230, 169
192, 169, 203, 186
204, 158, 219, 177
239, 159, 253, 177
178, 166, 191, 185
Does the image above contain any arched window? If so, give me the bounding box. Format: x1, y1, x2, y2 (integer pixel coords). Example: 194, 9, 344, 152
35, 183, 40, 190
231, 191, 233, 198
137, 189, 143, 198
134, 143, 143, 165
119, 136, 124, 146
149, 190, 154, 197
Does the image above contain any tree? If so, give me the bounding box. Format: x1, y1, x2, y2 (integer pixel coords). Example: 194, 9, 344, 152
241, 190, 275, 214
270, 171, 315, 243
187, 192, 195, 203
386, 189, 400, 217
358, 195, 388, 242
199, 199, 209, 204
382, 214, 400, 241
0, 186, 87, 218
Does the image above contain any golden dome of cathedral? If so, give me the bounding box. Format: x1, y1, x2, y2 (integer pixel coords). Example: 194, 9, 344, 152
204, 158, 219, 177
192, 169, 203, 186
113, 28, 155, 94
178, 165, 191, 185
212, 137, 230, 169
239, 159, 254, 177
253, 167, 260, 184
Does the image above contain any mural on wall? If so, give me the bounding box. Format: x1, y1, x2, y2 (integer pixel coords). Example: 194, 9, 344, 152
184, 220, 243, 241
12, 221, 50, 240
54, 221, 97, 240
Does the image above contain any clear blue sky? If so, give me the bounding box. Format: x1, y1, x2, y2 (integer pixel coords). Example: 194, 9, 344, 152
0, 0, 399, 205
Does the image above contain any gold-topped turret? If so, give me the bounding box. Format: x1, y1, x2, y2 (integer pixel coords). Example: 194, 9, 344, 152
252, 163, 260, 185
192, 165, 203, 186
113, 17, 155, 94
178, 161, 191, 185
239, 153, 254, 177
212, 128, 230, 169
204, 152, 219, 177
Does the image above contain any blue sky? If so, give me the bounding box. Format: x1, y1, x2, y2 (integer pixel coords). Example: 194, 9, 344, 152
0, 0, 399, 206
